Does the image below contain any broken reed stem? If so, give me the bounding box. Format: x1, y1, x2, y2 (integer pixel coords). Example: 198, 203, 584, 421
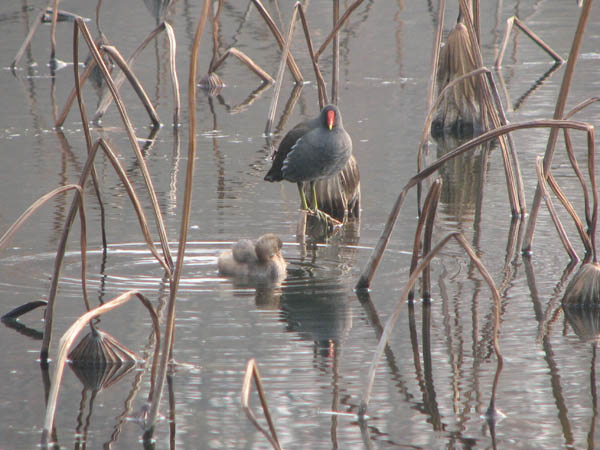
92, 23, 166, 122
100, 45, 161, 126
0, 185, 82, 253
41, 291, 158, 447
56, 54, 97, 127
562, 98, 600, 230
50, 0, 59, 62
72, 23, 169, 271
535, 157, 578, 261
41, 140, 102, 361
210, 48, 275, 84
494, 16, 564, 68
241, 359, 282, 450
356, 119, 593, 289
458, 0, 521, 216
314, 0, 365, 61
332, 0, 339, 106
73, 26, 109, 256
484, 70, 527, 214
587, 126, 598, 263
145, 0, 210, 431
407, 180, 442, 301
546, 172, 592, 256
11, 8, 45, 69
359, 232, 502, 416
297, 4, 329, 107
419, 0, 445, 169
421, 180, 442, 300
265, 5, 299, 136
251, 0, 303, 84
164, 22, 181, 126
523, 0, 594, 253
75, 18, 173, 271
96, 139, 172, 273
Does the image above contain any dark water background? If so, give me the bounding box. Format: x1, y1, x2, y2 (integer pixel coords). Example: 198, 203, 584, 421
2, 0, 600, 448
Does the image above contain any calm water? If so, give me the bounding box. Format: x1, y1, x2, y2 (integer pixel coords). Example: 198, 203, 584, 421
1, 0, 600, 448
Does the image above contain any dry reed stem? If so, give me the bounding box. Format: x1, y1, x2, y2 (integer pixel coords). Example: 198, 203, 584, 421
535, 157, 578, 261
419, 0, 445, 168
73, 25, 168, 272
356, 119, 593, 289
458, 0, 521, 216
96, 139, 172, 273
251, 0, 303, 84
210, 47, 275, 84
407, 180, 442, 301
164, 22, 181, 126
241, 359, 282, 450
0, 185, 81, 252
100, 45, 161, 126
420, 66, 527, 217
563, 97, 600, 229
75, 18, 173, 271
359, 232, 503, 416
421, 181, 442, 300
523, 0, 594, 253
50, 0, 59, 62
93, 23, 166, 122
265, 5, 298, 136
494, 16, 564, 68
332, 0, 339, 106
145, 0, 211, 430
314, 0, 365, 61
546, 172, 592, 256
1, 301, 48, 321
587, 123, 598, 262
11, 9, 45, 69
56, 54, 97, 127
297, 5, 329, 107
41, 290, 158, 447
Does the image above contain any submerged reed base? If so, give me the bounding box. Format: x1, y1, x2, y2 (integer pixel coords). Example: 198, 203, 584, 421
561, 263, 600, 307
432, 22, 483, 138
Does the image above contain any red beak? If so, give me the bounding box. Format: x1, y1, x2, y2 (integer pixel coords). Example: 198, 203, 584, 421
327, 110, 335, 130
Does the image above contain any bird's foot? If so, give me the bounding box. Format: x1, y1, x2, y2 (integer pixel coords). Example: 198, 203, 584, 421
309, 208, 343, 227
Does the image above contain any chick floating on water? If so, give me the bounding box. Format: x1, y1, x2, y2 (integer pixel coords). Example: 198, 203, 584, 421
218, 233, 287, 283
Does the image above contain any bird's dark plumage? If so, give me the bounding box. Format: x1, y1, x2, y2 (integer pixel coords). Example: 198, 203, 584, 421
264, 105, 352, 183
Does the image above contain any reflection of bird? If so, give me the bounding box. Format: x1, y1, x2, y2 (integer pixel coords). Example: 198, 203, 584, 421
281, 283, 352, 358
265, 105, 355, 222
218, 233, 287, 282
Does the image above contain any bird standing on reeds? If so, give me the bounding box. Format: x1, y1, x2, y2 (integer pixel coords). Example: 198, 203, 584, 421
264, 104, 355, 223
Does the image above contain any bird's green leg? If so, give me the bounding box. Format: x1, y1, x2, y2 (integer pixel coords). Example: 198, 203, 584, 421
311, 182, 329, 223
297, 182, 310, 210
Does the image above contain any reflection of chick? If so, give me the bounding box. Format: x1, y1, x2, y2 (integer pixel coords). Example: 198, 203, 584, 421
218, 234, 287, 282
